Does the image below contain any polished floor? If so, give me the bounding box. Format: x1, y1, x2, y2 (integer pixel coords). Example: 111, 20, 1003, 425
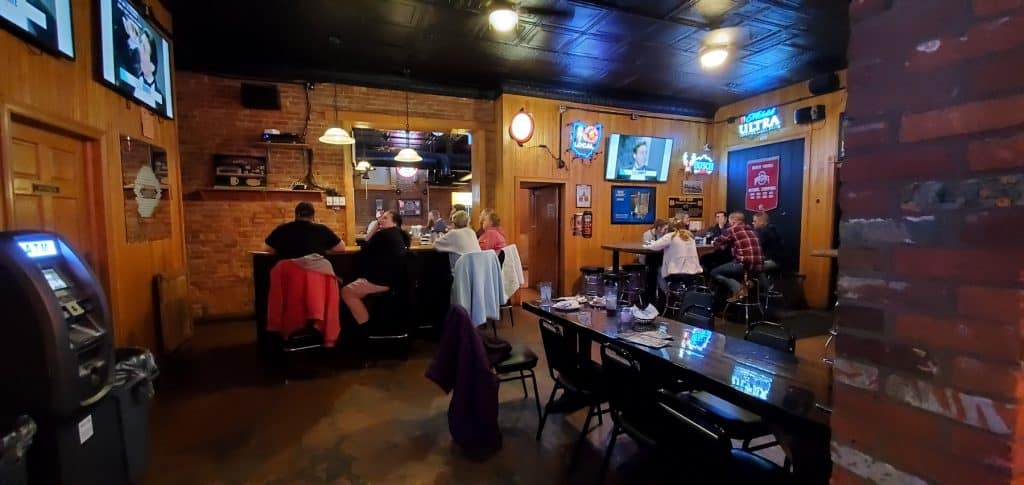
146, 306, 829, 485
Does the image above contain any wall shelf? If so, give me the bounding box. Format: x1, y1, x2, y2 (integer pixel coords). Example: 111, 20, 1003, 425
191, 187, 324, 202
253, 142, 311, 149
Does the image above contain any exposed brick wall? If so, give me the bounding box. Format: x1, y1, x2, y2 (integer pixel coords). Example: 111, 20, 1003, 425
836, 1, 1024, 483
177, 72, 493, 317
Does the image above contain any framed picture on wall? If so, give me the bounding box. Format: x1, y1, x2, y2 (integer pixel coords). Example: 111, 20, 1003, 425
398, 199, 422, 216
575, 184, 592, 208
610, 185, 656, 225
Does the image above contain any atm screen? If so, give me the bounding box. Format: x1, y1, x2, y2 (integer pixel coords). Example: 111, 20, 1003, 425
41, 268, 69, 291
18, 239, 58, 258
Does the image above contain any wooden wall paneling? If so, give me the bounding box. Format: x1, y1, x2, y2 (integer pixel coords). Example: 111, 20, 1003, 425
712, 72, 847, 309
495, 94, 711, 296
0, 0, 185, 349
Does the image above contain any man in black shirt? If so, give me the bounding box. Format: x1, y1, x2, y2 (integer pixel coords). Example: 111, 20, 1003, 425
265, 202, 344, 259
753, 211, 782, 274
342, 210, 410, 324
700, 210, 732, 271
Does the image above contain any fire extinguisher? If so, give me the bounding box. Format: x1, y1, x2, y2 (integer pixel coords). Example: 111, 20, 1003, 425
582, 211, 593, 238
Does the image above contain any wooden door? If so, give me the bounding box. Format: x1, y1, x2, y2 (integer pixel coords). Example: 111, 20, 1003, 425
527, 185, 561, 291
6, 121, 93, 257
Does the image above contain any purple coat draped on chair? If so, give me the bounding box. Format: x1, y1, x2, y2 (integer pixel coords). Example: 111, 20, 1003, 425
426, 305, 502, 456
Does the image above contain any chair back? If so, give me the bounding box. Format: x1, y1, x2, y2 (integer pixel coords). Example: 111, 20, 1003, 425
681, 288, 715, 330
538, 318, 581, 383
745, 321, 795, 354
654, 389, 731, 455
600, 343, 663, 446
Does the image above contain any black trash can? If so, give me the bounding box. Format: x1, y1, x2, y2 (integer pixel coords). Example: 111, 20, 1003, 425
111, 348, 158, 483
0, 416, 36, 485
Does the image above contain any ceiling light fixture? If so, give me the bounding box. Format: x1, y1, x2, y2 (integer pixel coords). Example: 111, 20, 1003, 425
699, 46, 729, 69
489, 7, 518, 32
395, 71, 422, 163
320, 38, 355, 145
397, 166, 418, 178
508, 108, 535, 146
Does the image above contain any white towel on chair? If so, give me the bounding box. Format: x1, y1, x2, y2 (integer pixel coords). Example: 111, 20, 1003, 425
452, 251, 504, 326
499, 244, 525, 302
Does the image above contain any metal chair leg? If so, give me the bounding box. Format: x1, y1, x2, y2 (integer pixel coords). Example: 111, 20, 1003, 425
598, 426, 620, 485
519, 370, 528, 398
529, 371, 542, 421
491, 319, 498, 338
536, 383, 560, 440
569, 405, 597, 473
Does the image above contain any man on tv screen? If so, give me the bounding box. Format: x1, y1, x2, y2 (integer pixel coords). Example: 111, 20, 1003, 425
112, 0, 164, 113
618, 137, 656, 181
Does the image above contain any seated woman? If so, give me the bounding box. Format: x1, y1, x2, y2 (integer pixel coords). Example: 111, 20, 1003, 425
646, 219, 703, 294
432, 210, 481, 270
477, 210, 507, 253
341, 210, 410, 325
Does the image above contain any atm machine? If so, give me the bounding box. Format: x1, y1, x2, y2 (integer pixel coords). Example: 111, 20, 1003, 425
0, 231, 128, 485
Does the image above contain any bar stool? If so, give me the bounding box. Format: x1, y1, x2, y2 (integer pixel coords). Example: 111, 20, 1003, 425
760, 270, 784, 316
580, 266, 604, 297
723, 269, 764, 329
621, 263, 646, 307
662, 273, 704, 318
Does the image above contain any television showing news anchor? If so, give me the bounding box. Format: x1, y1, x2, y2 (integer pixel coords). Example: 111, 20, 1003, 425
98, 0, 174, 118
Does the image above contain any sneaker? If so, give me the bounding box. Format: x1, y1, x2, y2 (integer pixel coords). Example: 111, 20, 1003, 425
727, 287, 747, 303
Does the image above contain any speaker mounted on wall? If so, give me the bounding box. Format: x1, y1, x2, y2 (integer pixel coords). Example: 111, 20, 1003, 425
240, 83, 282, 110
794, 105, 826, 125
808, 72, 840, 96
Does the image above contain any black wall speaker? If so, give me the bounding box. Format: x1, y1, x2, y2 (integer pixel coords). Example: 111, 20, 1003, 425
808, 72, 840, 96
794, 105, 826, 125
240, 83, 281, 110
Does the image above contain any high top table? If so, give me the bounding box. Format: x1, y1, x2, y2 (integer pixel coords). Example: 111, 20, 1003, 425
523, 301, 832, 483
600, 242, 715, 304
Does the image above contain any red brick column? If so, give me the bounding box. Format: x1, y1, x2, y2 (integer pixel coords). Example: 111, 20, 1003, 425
835, 1, 1024, 483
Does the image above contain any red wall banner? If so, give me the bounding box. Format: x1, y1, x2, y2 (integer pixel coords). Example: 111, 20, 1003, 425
746, 156, 780, 211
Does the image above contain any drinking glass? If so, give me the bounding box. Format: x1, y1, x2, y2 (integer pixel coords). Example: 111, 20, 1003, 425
539, 282, 553, 306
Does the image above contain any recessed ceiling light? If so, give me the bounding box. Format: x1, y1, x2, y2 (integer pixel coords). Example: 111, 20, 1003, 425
700, 46, 729, 69
489, 8, 518, 32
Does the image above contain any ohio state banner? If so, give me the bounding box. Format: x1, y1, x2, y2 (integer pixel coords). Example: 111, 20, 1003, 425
746, 156, 779, 211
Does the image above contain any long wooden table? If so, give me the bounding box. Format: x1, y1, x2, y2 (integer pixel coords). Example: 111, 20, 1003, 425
523, 301, 832, 483
600, 242, 715, 304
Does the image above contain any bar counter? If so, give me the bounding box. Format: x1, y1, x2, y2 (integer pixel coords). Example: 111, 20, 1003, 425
251, 244, 452, 350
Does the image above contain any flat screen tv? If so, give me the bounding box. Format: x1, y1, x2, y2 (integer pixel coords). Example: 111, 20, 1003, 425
610, 185, 655, 225
97, 0, 174, 118
604, 134, 673, 182
0, 0, 74, 58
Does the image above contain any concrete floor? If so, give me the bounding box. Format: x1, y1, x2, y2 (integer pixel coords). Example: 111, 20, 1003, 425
145, 306, 829, 485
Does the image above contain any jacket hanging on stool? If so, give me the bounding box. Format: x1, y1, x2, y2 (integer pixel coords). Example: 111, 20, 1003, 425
451, 251, 504, 326
426, 305, 502, 456
267, 258, 341, 347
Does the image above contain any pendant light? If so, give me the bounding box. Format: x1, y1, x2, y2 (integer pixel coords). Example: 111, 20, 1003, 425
394, 73, 422, 163
319, 82, 355, 145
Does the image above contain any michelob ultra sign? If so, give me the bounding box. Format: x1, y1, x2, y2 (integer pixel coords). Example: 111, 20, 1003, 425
738, 107, 783, 138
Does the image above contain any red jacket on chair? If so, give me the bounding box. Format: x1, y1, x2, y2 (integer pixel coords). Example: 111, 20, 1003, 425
267, 259, 341, 347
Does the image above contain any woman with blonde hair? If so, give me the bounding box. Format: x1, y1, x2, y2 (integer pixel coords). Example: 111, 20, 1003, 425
646, 218, 703, 293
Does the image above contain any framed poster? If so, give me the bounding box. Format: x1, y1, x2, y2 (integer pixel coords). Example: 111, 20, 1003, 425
682, 179, 704, 195
213, 154, 266, 188
575, 184, 592, 208
398, 198, 422, 216
746, 156, 780, 211
668, 196, 704, 219
610, 185, 655, 225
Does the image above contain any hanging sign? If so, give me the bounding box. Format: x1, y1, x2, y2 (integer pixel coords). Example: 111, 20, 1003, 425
745, 156, 780, 211
569, 121, 603, 159
668, 196, 704, 219
738, 107, 783, 138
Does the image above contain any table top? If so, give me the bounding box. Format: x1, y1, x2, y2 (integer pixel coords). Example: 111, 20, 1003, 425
523, 301, 832, 430
601, 241, 716, 255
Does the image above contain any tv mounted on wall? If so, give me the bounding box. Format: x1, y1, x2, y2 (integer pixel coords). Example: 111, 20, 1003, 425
0, 0, 75, 58
604, 134, 674, 183
97, 0, 174, 118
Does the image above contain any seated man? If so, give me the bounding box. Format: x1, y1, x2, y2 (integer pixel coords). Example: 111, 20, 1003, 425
342, 210, 411, 324
700, 210, 732, 270
264, 202, 345, 258
426, 209, 448, 234
753, 211, 782, 274
710, 212, 764, 302
432, 210, 481, 270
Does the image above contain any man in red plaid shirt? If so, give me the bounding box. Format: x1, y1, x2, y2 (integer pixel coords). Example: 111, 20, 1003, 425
711, 212, 765, 302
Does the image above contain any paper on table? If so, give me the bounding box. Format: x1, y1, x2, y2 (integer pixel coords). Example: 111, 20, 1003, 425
620, 333, 672, 349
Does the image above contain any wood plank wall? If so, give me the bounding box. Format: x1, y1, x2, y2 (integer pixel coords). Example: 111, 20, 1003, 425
711, 72, 848, 309
494, 94, 712, 296
0, 0, 185, 348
